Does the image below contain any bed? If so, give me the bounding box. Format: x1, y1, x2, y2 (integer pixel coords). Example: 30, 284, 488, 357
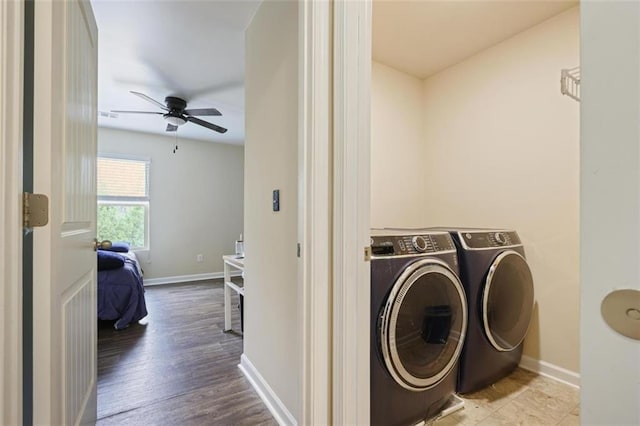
98, 248, 148, 330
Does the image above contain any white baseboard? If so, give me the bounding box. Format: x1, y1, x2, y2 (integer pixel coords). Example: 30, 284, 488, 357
143, 271, 241, 286
519, 355, 580, 389
239, 354, 297, 426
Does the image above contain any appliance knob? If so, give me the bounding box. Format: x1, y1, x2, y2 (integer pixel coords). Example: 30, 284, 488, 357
412, 236, 428, 252
494, 232, 507, 245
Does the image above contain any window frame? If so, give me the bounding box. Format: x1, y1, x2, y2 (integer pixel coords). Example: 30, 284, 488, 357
97, 153, 151, 250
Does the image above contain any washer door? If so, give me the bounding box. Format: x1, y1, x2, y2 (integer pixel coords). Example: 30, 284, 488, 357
380, 259, 467, 391
482, 250, 535, 352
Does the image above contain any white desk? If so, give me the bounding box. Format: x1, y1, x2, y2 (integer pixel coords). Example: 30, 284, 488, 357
222, 255, 244, 332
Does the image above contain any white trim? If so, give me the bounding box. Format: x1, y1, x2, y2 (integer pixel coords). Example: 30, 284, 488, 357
519, 355, 580, 389
239, 354, 297, 426
332, 0, 372, 424
142, 271, 241, 286
298, 0, 332, 424
0, 0, 24, 424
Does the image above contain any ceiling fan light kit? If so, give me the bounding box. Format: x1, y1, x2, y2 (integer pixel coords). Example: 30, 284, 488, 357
111, 91, 228, 134
164, 114, 187, 126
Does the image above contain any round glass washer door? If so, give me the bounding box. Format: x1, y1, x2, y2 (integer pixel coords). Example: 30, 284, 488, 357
379, 258, 467, 391
482, 250, 535, 352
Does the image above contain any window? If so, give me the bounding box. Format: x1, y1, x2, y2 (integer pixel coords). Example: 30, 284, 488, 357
97, 156, 150, 249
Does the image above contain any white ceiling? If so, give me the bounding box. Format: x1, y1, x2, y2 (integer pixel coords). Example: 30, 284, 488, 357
91, 0, 260, 144
92, 1, 577, 144
373, 0, 578, 79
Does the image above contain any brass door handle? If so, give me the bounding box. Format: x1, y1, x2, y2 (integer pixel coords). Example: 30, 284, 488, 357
94, 239, 112, 251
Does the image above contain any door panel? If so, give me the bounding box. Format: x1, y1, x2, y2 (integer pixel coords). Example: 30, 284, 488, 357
62, 273, 95, 424
32, 0, 98, 424
581, 2, 640, 423
63, 0, 96, 225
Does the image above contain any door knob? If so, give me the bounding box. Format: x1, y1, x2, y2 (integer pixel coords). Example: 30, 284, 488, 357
601, 289, 640, 340
94, 239, 112, 251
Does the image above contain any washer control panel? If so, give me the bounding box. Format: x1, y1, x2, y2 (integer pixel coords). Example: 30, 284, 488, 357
371, 232, 456, 256
459, 230, 521, 249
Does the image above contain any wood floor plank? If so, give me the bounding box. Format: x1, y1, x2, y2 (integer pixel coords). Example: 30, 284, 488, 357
97, 280, 275, 425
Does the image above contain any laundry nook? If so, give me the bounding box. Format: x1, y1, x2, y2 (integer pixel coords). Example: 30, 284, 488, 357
369, 2, 581, 424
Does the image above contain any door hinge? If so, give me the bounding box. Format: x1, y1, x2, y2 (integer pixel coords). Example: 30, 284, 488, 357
364, 246, 372, 262
23, 192, 49, 228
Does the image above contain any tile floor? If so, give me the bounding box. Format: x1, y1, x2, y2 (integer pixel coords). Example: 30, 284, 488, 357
431, 368, 580, 426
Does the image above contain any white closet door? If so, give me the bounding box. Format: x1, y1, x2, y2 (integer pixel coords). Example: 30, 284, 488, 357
32, 0, 99, 423
581, 2, 640, 424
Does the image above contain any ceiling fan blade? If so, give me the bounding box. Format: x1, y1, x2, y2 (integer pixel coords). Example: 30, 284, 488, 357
166, 123, 178, 132
130, 91, 168, 111
111, 110, 163, 115
186, 116, 227, 134
183, 108, 222, 117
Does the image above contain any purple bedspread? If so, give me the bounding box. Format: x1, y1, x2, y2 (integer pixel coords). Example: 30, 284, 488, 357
98, 253, 147, 330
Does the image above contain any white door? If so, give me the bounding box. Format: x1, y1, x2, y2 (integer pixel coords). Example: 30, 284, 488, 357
581, 2, 640, 424
32, 0, 99, 424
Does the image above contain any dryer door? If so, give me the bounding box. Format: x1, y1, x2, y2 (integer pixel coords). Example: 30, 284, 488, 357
379, 258, 467, 391
482, 250, 535, 352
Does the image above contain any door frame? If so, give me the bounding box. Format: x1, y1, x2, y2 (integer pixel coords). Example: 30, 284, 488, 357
299, 0, 372, 423
298, 0, 332, 424
0, 0, 24, 424
331, 0, 371, 424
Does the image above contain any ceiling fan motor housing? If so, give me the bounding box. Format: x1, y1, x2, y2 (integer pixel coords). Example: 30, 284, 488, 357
165, 96, 187, 113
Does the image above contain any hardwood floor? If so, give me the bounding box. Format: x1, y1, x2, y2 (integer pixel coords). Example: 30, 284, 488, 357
97, 280, 275, 425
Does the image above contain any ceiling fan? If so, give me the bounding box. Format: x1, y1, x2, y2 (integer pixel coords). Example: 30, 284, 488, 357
112, 91, 227, 134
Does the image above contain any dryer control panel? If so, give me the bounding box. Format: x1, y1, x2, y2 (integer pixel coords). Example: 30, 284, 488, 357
457, 230, 521, 249
370, 232, 456, 257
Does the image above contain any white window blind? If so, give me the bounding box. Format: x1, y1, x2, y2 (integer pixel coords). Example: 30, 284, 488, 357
97, 157, 149, 199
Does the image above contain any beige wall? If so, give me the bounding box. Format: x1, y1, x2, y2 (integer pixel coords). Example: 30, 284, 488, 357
244, 0, 300, 420
371, 7, 580, 372
371, 61, 426, 228
98, 127, 244, 279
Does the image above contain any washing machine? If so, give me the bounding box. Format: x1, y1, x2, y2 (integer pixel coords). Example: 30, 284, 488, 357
435, 228, 535, 394
370, 230, 467, 426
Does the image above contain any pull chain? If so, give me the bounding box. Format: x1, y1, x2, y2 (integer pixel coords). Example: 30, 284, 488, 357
173, 131, 179, 154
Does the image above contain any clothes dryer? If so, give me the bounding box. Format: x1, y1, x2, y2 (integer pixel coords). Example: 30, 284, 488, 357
436, 228, 535, 394
370, 230, 467, 425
